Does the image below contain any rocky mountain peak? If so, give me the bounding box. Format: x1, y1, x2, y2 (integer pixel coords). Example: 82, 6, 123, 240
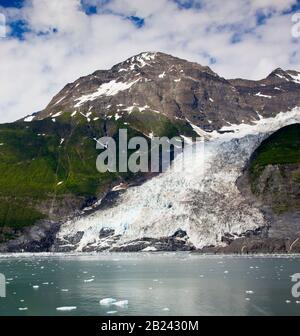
24, 52, 300, 133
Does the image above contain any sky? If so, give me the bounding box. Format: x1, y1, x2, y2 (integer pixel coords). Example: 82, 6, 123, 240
0, 0, 300, 123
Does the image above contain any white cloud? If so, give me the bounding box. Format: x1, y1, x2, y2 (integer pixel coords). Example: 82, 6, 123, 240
0, 0, 299, 122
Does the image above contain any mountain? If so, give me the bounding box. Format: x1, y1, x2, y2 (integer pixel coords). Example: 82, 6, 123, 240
0, 52, 300, 252
25, 52, 300, 132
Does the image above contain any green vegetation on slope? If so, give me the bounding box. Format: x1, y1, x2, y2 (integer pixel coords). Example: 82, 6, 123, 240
0, 111, 197, 238
249, 123, 300, 213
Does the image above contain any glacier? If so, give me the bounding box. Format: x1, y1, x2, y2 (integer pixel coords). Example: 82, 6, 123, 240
55, 108, 300, 251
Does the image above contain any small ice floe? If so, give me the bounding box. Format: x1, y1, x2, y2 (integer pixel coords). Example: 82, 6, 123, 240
285, 300, 291, 304
113, 300, 128, 307
18, 307, 28, 311
162, 307, 170, 311
100, 298, 116, 306
245, 290, 254, 295
107, 311, 118, 314
56, 306, 77, 311
245, 298, 251, 301
61, 289, 69, 292
32, 285, 39, 289
84, 279, 94, 283
224, 270, 229, 274
20, 300, 24, 302
296, 301, 300, 304
42, 282, 49, 285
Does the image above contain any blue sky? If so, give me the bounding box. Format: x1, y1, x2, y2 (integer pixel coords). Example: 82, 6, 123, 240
0, 0, 300, 122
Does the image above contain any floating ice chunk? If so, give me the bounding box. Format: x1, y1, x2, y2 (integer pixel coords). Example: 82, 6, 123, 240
162, 307, 170, 311
106, 311, 118, 314
61, 289, 69, 292
100, 298, 116, 305
32, 285, 39, 289
18, 307, 28, 311
245, 298, 250, 301
285, 300, 291, 304
245, 290, 254, 294
224, 270, 229, 274
84, 278, 94, 283
113, 300, 128, 307
56, 306, 77, 311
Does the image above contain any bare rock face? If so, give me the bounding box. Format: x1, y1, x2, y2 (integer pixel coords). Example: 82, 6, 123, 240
30, 52, 300, 132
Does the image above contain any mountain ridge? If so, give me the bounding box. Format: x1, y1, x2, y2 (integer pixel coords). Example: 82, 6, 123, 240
22, 51, 300, 133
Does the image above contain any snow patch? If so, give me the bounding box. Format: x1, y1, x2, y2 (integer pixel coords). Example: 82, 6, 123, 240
74, 79, 140, 107
255, 92, 272, 99
24, 115, 35, 122
159, 72, 166, 79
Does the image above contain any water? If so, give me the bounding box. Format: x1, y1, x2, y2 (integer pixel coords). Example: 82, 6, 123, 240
0, 253, 299, 316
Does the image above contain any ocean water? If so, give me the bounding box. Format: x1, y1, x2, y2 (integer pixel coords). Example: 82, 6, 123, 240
0, 253, 299, 316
